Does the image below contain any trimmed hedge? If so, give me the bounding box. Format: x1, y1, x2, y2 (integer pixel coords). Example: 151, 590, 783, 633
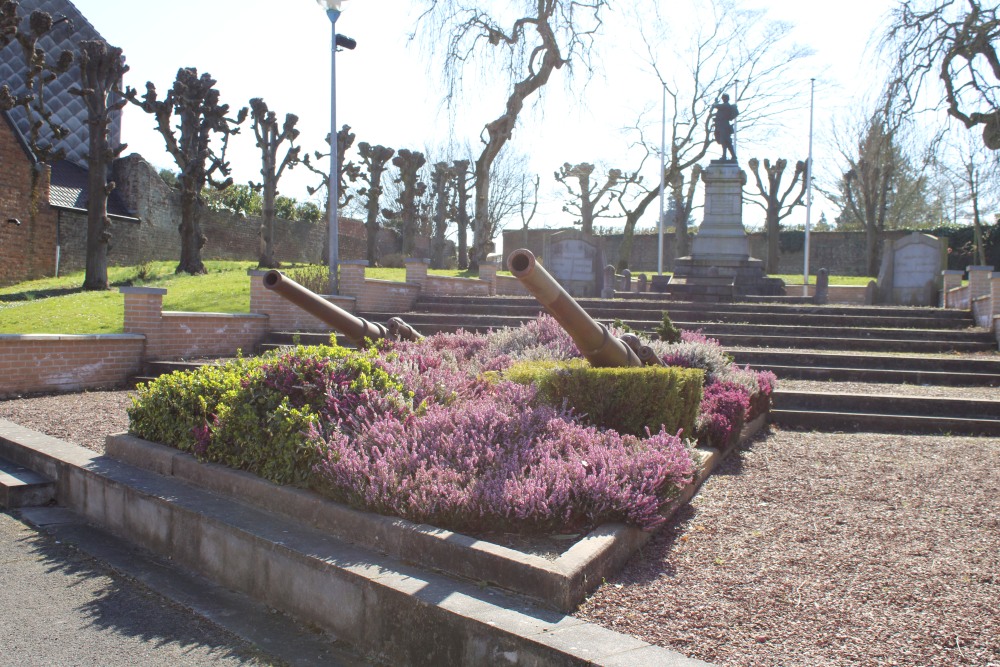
505, 359, 704, 440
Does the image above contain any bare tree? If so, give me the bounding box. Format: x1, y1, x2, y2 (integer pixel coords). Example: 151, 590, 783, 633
386, 149, 427, 257
518, 173, 540, 248
248, 97, 301, 269
882, 0, 1000, 150
941, 132, 1000, 263
416, 0, 608, 270
554, 162, 628, 234
125, 68, 247, 274
356, 142, 395, 265
615, 0, 812, 266
746, 157, 808, 273
430, 161, 454, 268
70, 39, 127, 290
303, 124, 360, 210
451, 159, 472, 268
827, 106, 931, 275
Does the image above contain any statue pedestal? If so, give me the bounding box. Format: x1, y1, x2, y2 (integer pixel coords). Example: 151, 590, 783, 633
668, 160, 784, 301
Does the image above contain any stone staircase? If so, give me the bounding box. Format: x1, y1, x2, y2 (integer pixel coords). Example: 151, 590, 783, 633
141, 293, 1000, 436
0, 456, 55, 509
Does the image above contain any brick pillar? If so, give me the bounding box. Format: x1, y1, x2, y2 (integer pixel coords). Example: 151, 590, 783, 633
940, 270, 964, 308
478, 259, 497, 296
340, 260, 367, 299
968, 265, 994, 302
405, 258, 428, 289
121, 286, 166, 360
991, 272, 1000, 322
248, 269, 270, 314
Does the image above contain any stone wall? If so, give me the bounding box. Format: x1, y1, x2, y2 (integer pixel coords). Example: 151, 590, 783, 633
503, 228, 920, 277
50, 153, 410, 270
0, 114, 58, 286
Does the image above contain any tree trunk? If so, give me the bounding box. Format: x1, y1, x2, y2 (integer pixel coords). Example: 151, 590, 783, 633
83, 123, 110, 290
178, 185, 206, 274
765, 207, 780, 273
259, 181, 277, 268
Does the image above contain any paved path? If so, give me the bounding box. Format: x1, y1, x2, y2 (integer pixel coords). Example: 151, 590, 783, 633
0, 508, 368, 666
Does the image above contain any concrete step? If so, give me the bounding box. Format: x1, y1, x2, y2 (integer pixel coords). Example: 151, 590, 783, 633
729, 349, 1000, 375
413, 295, 976, 325
746, 364, 1000, 386
772, 410, 1000, 436
0, 457, 55, 508
771, 390, 1000, 436
0, 421, 703, 667
406, 303, 976, 331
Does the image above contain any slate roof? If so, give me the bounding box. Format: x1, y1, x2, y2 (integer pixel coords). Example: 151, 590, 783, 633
49, 159, 136, 220
0, 0, 122, 168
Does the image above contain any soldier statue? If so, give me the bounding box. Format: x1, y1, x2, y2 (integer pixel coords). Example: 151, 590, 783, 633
712, 94, 739, 161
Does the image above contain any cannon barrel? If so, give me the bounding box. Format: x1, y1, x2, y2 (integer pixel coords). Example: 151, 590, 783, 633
263, 270, 410, 346
507, 249, 641, 368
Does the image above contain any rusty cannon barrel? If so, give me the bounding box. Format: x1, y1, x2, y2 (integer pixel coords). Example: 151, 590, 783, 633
262, 270, 421, 346
507, 249, 641, 368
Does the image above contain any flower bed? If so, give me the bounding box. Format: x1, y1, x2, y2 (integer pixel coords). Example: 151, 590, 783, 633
128, 316, 774, 534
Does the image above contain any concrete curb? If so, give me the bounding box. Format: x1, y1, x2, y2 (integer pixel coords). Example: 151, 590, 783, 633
0, 417, 715, 667
104, 413, 768, 613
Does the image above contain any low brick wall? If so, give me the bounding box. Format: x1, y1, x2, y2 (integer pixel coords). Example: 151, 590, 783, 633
0, 334, 144, 397
122, 287, 269, 361
496, 274, 530, 296
423, 275, 490, 297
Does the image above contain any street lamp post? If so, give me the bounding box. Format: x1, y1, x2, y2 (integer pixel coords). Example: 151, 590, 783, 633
316, 0, 351, 294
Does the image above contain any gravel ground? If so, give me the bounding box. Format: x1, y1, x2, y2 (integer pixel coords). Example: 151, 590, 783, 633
779, 379, 1000, 400
0, 389, 133, 453
577, 427, 1000, 667
3, 391, 999, 666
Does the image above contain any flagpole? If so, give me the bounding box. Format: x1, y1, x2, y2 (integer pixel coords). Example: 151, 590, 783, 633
803, 78, 815, 297
657, 84, 666, 276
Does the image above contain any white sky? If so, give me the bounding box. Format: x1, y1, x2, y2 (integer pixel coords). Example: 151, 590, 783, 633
67, 0, 898, 233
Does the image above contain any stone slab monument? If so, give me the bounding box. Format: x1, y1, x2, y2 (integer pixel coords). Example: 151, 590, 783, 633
876, 232, 947, 306
668, 160, 784, 301
541, 229, 606, 298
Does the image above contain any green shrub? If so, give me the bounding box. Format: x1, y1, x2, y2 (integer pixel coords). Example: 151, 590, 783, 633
505, 359, 704, 439
285, 265, 331, 294
128, 356, 263, 452
655, 312, 681, 344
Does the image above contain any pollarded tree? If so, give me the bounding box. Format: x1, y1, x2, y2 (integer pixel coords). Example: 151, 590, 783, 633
357, 141, 395, 265
430, 161, 454, 268
554, 162, 629, 234
746, 157, 808, 273
303, 124, 360, 210
248, 97, 301, 269
386, 149, 427, 257
70, 39, 128, 291
417, 0, 609, 270
882, 0, 1000, 150
125, 68, 247, 275
451, 159, 472, 269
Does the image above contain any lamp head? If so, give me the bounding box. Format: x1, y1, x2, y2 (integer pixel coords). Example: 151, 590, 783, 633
315, 0, 349, 9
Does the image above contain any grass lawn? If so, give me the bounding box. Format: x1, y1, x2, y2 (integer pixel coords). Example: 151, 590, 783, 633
0, 261, 878, 335
0, 262, 502, 335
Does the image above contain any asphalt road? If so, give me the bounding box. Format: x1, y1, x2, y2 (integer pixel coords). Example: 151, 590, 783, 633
0, 509, 367, 667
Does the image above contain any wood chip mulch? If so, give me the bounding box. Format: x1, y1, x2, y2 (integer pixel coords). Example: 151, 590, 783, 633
577, 428, 1000, 666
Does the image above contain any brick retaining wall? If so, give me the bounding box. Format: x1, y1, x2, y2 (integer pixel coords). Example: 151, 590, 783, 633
0, 334, 145, 397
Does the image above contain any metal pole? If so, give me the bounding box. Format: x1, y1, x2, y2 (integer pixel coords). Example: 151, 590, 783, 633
803, 78, 815, 296
327, 8, 341, 294
732, 80, 739, 159
657, 84, 666, 275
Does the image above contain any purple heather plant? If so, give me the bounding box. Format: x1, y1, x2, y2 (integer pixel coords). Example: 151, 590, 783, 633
312, 379, 694, 532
